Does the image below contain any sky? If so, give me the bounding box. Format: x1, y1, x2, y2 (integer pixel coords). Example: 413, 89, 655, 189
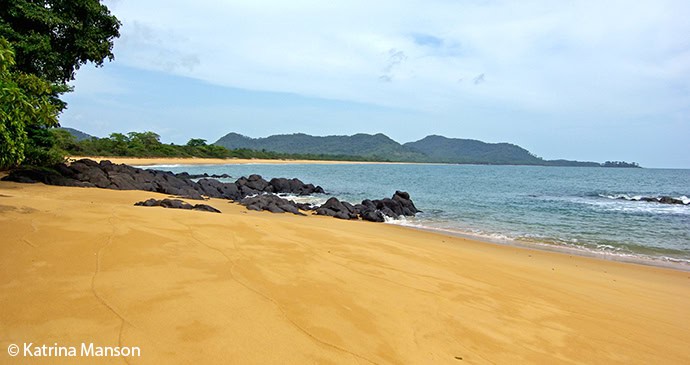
60, 0, 690, 168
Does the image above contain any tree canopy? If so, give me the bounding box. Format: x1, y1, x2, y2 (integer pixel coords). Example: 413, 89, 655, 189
0, 39, 59, 169
0, 0, 120, 168
0, 0, 121, 85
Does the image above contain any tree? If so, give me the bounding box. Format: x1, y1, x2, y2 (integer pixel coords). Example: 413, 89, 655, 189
0, 1, 120, 167
1, 39, 59, 169
0, 0, 121, 86
186, 138, 207, 147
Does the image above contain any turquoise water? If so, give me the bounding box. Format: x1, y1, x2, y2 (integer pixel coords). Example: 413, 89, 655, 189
152, 163, 690, 266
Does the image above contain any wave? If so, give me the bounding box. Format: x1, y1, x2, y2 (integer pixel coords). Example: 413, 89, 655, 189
275, 193, 328, 207
382, 215, 690, 268
597, 193, 689, 205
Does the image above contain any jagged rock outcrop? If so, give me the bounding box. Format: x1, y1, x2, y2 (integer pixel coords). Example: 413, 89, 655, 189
134, 198, 221, 213
315, 197, 359, 220
240, 195, 308, 216
614, 195, 689, 205
315, 191, 421, 221
2, 159, 324, 201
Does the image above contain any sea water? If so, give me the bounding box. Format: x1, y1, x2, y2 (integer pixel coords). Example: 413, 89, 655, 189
151, 163, 690, 266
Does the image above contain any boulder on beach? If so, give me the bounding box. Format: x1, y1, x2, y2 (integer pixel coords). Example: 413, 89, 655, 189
134, 198, 221, 213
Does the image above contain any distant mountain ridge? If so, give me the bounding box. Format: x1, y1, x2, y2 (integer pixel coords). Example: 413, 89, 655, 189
404, 135, 544, 165
215, 132, 426, 161
214, 132, 606, 166
59, 127, 95, 141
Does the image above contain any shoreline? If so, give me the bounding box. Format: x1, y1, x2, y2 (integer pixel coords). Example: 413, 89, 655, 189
2, 181, 690, 363
69, 156, 690, 271
68, 156, 429, 166
1, 180, 689, 363
393, 222, 690, 272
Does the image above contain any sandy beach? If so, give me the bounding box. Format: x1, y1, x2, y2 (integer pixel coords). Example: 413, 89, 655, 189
68, 156, 405, 166
1, 180, 689, 364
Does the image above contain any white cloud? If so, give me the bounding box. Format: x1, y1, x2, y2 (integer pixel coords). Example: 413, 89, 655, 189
101, 0, 689, 123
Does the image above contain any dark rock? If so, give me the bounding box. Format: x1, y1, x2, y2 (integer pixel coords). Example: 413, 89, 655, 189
659, 196, 684, 205
268, 177, 325, 195
315, 197, 358, 219
295, 202, 316, 211
3, 158, 422, 223
159, 199, 194, 210
70, 160, 110, 188
192, 204, 222, 213
237, 174, 271, 192
279, 204, 302, 215
315, 208, 334, 216
239, 194, 306, 216
393, 190, 421, 215
239, 185, 260, 197
134, 198, 161, 207
197, 178, 240, 200
266, 203, 285, 213
360, 209, 385, 222
135, 198, 221, 213
335, 211, 354, 220
269, 178, 291, 193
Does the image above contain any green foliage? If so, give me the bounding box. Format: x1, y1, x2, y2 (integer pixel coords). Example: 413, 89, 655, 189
602, 161, 640, 168
214, 132, 426, 162
54, 130, 388, 161
404, 135, 546, 165
186, 138, 207, 147
0, 1, 120, 167
0, 39, 59, 169
58, 126, 93, 141
215, 132, 615, 166
0, 0, 121, 84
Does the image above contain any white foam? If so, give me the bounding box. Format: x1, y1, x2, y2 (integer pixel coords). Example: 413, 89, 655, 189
276, 194, 328, 206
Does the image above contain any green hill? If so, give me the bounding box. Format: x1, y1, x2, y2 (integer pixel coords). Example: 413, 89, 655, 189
59, 127, 95, 141
214, 132, 625, 167
403, 135, 543, 165
214, 132, 426, 161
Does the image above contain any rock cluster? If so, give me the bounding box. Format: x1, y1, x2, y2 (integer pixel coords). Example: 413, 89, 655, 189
240, 194, 313, 216
3, 159, 421, 222
614, 195, 689, 205
315, 191, 421, 222
2, 159, 324, 201
135, 198, 221, 213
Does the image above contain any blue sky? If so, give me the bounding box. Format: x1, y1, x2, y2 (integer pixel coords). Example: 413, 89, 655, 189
61, 0, 690, 168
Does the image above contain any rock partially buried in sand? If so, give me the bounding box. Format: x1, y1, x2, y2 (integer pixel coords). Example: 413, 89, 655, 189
134, 198, 221, 213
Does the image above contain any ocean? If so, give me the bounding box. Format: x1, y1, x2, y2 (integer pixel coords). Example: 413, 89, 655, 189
151, 163, 690, 267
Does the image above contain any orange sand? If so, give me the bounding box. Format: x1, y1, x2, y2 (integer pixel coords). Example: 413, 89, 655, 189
1, 181, 689, 364
69, 156, 412, 166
